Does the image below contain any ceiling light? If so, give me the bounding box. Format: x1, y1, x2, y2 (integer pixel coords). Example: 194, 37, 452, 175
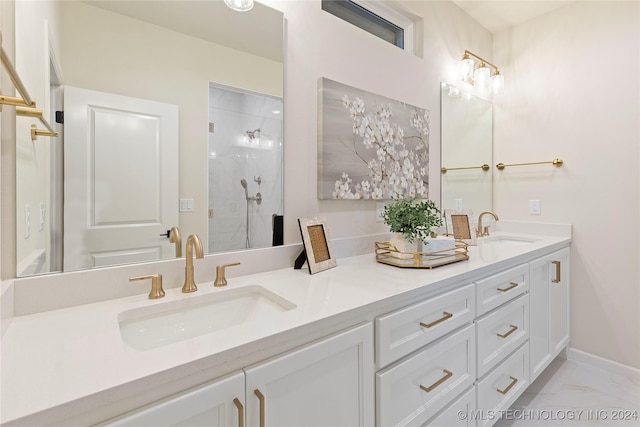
224, 0, 254, 12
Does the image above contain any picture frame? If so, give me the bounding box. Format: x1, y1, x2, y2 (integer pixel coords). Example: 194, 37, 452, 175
297, 217, 337, 274
444, 209, 477, 245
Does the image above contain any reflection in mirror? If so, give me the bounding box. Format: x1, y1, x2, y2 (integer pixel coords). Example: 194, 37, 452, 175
208, 84, 283, 252
14, 0, 284, 277
440, 82, 493, 214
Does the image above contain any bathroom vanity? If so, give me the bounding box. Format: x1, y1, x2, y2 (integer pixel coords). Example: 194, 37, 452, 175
0, 222, 571, 426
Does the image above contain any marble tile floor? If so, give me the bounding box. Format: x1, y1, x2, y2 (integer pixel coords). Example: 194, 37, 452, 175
495, 357, 640, 426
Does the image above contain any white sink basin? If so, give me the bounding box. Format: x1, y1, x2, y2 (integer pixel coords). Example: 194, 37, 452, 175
118, 285, 296, 351
481, 235, 539, 245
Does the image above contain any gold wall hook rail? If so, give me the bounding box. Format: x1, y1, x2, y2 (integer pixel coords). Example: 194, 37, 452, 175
16, 107, 59, 141
0, 33, 36, 108
441, 164, 490, 174
496, 158, 564, 170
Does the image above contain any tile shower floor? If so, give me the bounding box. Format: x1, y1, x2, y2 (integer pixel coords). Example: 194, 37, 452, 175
494, 357, 640, 426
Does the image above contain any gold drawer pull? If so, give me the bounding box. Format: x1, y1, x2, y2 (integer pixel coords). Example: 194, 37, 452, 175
233, 398, 244, 427
497, 282, 518, 292
420, 312, 453, 329
552, 261, 561, 283
497, 376, 519, 395
420, 369, 453, 393
254, 389, 265, 427
497, 324, 518, 339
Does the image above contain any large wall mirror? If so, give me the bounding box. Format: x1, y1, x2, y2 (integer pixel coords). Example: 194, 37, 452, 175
440, 82, 493, 214
14, 0, 284, 276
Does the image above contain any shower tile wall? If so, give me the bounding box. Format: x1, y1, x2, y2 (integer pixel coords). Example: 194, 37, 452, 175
208, 85, 283, 252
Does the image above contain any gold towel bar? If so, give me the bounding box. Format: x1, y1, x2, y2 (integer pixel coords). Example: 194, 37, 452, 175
496, 158, 563, 170
16, 107, 59, 141
441, 164, 490, 174
0, 33, 36, 108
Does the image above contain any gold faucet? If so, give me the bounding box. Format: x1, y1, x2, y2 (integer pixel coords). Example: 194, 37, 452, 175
182, 234, 204, 293
214, 262, 241, 287
130, 274, 165, 299
476, 211, 499, 237
169, 226, 182, 258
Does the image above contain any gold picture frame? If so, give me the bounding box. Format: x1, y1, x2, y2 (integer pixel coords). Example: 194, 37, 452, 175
297, 217, 337, 274
444, 209, 477, 245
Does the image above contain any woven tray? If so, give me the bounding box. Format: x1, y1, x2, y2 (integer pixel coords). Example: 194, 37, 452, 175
375, 239, 469, 269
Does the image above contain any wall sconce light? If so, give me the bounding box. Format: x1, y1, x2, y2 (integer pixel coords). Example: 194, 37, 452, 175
459, 50, 504, 94
224, 0, 254, 12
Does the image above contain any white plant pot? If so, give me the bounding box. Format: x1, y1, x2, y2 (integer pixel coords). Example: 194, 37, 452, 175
390, 233, 419, 254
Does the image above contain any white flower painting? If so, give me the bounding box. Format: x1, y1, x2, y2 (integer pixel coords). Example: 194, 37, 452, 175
318, 78, 430, 200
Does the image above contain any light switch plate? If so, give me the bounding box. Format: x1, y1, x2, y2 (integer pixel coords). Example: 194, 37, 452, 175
376, 201, 386, 222
179, 199, 194, 212
529, 199, 541, 215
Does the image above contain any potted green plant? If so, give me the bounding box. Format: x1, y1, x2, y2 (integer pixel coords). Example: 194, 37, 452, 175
382, 196, 443, 253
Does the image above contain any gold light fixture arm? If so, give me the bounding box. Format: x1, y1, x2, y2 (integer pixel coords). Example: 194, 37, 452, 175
0, 33, 36, 108
441, 164, 490, 174
496, 158, 564, 170
16, 107, 59, 141
463, 49, 500, 74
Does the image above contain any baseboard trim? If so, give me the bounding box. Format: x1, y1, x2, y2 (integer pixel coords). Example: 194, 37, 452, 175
567, 347, 640, 381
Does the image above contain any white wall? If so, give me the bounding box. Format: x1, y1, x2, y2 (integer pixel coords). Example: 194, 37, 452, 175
493, 1, 640, 368
260, 0, 493, 243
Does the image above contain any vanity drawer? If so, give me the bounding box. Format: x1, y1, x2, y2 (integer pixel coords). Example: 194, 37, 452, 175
426, 386, 476, 426
476, 294, 529, 377
476, 264, 529, 316
376, 324, 476, 427
476, 343, 529, 427
376, 284, 475, 368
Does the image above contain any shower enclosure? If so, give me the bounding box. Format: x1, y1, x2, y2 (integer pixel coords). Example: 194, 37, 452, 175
208, 83, 283, 253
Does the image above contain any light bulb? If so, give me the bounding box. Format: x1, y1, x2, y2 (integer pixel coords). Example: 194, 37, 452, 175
491, 72, 504, 94
224, 0, 254, 12
473, 64, 490, 91
459, 57, 475, 80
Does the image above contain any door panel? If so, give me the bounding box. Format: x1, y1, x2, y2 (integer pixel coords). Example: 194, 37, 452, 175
63, 86, 178, 271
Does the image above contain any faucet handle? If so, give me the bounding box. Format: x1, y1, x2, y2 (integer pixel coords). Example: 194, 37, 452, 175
130, 274, 165, 299
214, 262, 241, 287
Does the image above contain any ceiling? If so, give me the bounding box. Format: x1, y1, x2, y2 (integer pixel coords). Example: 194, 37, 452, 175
452, 1, 574, 33
81, 0, 283, 61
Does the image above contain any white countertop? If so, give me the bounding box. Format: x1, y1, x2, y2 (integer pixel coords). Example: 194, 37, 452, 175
1, 229, 571, 425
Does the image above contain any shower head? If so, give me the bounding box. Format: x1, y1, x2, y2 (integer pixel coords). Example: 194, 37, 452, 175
240, 178, 249, 198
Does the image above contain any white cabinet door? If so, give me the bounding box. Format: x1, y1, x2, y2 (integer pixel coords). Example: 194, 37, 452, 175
529, 247, 570, 381
105, 371, 245, 427
244, 323, 374, 427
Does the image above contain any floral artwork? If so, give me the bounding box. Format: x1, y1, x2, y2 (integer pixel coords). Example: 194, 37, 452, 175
318, 78, 430, 200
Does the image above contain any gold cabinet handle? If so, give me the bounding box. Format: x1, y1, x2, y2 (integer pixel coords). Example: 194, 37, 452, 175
552, 261, 561, 283
420, 312, 453, 329
233, 398, 244, 427
419, 369, 453, 393
497, 282, 518, 292
254, 389, 265, 427
497, 324, 518, 339
497, 376, 518, 395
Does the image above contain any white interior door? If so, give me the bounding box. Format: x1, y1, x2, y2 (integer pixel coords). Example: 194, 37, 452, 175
63, 86, 179, 271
